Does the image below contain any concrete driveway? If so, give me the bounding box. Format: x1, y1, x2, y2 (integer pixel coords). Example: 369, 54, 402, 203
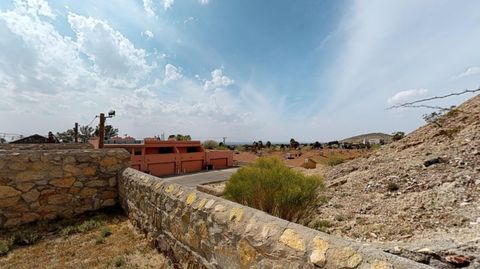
162, 167, 239, 187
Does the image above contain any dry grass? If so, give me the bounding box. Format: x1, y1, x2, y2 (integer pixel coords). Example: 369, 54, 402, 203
0, 208, 169, 269
234, 148, 369, 168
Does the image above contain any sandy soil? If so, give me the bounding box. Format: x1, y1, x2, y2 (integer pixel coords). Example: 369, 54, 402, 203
234, 148, 369, 167
0, 209, 169, 269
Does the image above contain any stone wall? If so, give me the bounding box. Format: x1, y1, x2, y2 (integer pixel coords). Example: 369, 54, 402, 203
119, 168, 431, 269
0, 149, 130, 229
0, 143, 92, 151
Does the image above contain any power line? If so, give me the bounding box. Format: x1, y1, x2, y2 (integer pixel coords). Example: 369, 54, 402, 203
84, 115, 98, 128
387, 88, 480, 110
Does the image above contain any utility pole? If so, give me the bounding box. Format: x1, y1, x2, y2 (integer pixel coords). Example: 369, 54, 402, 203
98, 113, 105, 149
74, 122, 78, 143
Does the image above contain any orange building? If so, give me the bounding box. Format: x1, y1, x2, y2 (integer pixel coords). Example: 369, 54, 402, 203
90, 138, 233, 177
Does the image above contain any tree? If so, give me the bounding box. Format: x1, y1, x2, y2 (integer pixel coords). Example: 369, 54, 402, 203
203, 140, 219, 149
313, 141, 322, 149
289, 138, 299, 149
266, 141, 272, 148
0, 137, 6, 144
56, 129, 75, 143
391, 131, 405, 141
95, 125, 119, 140
79, 125, 94, 143
257, 140, 264, 149
175, 134, 192, 141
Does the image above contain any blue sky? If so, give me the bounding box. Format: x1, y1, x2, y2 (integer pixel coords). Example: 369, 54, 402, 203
1, 0, 480, 142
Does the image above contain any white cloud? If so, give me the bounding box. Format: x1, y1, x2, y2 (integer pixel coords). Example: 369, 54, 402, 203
199, 0, 210, 5
163, 0, 174, 10
14, 0, 56, 18
143, 30, 154, 39
0, 3, 93, 95
68, 12, 153, 85
203, 69, 234, 90
454, 66, 480, 79
143, 0, 155, 17
387, 88, 428, 104
164, 64, 182, 83
183, 17, 194, 24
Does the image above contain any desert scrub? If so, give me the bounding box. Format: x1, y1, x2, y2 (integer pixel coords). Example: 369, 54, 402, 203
386, 182, 399, 192
327, 155, 345, 166
0, 238, 14, 256
100, 226, 112, 238
112, 255, 126, 267
312, 219, 332, 233
60, 219, 104, 237
13, 229, 40, 246
224, 157, 324, 221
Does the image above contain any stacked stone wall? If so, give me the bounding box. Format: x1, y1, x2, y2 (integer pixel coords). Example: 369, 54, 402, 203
0, 148, 129, 229
120, 168, 431, 269
0, 143, 92, 151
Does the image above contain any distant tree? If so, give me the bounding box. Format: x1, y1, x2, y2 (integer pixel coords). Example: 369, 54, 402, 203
289, 138, 300, 149
391, 131, 405, 141
56, 129, 75, 143
203, 140, 219, 149
95, 125, 119, 140
175, 134, 192, 141
313, 141, 322, 149
168, 134, 176, 140
258, 140, 264, 149
79, 125, 94, 143
266, 141, 272, 148
0, 137, 6, 144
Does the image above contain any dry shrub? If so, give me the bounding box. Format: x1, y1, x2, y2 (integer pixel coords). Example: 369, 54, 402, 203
327, 155, 345, 166
224, 157, 324, 221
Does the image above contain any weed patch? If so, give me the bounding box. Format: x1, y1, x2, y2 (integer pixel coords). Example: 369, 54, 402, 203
100, 226, 112, 238
0, 238, 14, 256
224, 157, 324, 221
312, 219, 332, 233
327, 155, 345, 166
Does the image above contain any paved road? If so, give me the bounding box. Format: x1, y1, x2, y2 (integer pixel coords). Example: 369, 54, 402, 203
162, 167, 239, 187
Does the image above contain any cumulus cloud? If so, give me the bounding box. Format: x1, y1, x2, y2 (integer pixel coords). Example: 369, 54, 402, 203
0, 2, 93, 95
454, 66, 480, 79
387, 89, 428, 104
14, 0, 55, 18
164, 64, 183, 83
143, 30, 154, 39
68, 12, 152, 85
143, 0, 155, 17
163, 0, 174, 10
203, 69, 234, 90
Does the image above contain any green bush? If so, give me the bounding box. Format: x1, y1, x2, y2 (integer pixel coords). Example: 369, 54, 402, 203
100, 226, 112, 238
312, 219, 332, 233
112, 255, 126, 267
327, 155, 345, 166
13, 229, 40, 246
77, 219, 102, 233
0, 238, 14, 256
224, 157, 324, 221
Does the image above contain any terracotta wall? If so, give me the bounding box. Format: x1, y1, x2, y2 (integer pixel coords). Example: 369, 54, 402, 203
0, 149, 130, 229
119, 168, 430, 269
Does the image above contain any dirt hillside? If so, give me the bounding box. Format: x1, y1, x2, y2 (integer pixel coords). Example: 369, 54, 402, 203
301, 94, 480, 268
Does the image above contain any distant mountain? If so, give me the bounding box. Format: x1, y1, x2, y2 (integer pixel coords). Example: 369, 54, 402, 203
340, 132, 393, 144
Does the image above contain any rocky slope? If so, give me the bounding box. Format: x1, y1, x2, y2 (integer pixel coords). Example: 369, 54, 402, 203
301, 94, 480, 268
